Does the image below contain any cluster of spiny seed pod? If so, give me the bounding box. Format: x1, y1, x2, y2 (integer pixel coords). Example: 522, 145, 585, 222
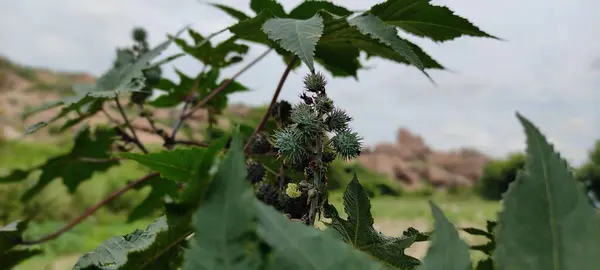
272, 72, 362, 170
245, 72, 362, 224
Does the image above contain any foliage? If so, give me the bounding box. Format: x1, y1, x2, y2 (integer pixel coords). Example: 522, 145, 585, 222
576, 139, 600, 201
475, 153, 526, 201
3, 1, 597, 269
0, 220, 42, 270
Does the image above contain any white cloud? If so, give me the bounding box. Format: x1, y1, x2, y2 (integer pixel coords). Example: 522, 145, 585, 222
0, 0, 598, 166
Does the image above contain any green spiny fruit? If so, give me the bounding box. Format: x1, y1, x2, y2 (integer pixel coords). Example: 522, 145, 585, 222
246, 162, 265, 184
290, 103, 322, 139
326, 108, 351, 132
303, 72, 327, 93
331, 129, 362, 160
272, 127, 307, 165
315, 96, 334, 114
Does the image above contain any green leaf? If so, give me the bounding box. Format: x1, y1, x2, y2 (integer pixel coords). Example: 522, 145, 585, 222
475, 257, 495, 270
263, 14, 324, 73
288, 1, 352, 19
2, 249, 43, 270
175, 30, 248, 68
494, 113, 600, 270
179, 135, 230, 206
128, 175, 180, 223
369, 0, 497, 42
324, 174, 421, 269
250, 0, 286, 17
254, 202, 383, 270
24, 29, 184, 134
1, 126, 119, 201
316, 12, 443, 77
418, 202, 471, 270
209, 3, 250, 21
1, 220, 28, 252
150, 69, 196, 108
24, 121, 49, 135
348, 14, 423, 71
182, 130, 262, 270
229, 10, 275, 45
314, 44, 362, 78
20, 100, 63, 120
120, 147, 206, 183
74, 214, 190, 270
0, 220, 42, 268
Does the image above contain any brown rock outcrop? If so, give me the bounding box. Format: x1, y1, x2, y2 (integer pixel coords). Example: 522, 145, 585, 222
356, 128, 490, 188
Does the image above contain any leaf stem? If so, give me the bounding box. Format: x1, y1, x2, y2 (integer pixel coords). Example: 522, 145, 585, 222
18, 172, 159, 245
182, 48, 273, 119
243, 56, 298, 153
79, 157, 122, 163
115, 97, 148, 154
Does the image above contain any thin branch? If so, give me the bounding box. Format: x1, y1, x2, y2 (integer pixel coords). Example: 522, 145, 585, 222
182, 48, 273, 119
169, 100, 192, 143
79, 157, 122, 163
137, 103, 169, 140
115, 97, 148, 154
173, 139, 209, 147
243, 56, 298, 152
101, 107, 121, 126
19, 172, 159, 245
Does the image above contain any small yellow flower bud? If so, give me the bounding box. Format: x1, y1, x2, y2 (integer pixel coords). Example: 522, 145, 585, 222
285, 183, 302, 198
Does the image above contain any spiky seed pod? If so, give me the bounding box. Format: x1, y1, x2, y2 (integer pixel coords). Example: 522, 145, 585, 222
255, 182, 280, 206
132, 27, 148, 43
331, 129, 363, 160
326, 108, 352, 132
322, 151, 336, 163
303, 72, 327, 93
270, 100, 293, 124
272, 127, 307, 165
246, 162, 265, 184
249, 132, 272, 155
290, 104, 322, 139
315, 96, 334, 115
299, 93, 313, 105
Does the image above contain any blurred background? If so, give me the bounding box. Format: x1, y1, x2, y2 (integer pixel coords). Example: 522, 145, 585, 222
0, 0, 598, 269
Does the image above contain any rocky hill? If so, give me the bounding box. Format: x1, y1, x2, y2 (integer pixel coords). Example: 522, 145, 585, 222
0, 56, 491, 188
356, 128, 489, 189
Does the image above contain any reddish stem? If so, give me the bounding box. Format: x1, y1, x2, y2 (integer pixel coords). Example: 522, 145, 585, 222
19, 172, 159, 245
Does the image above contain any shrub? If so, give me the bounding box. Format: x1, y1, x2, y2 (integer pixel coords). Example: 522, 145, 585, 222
576, 139, 600, 202
3, 1, 599, 269
476, 152, 526, 200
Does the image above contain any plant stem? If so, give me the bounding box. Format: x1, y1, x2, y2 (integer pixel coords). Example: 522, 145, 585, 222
182, 48, 273, 119
168, 101, 191, 149
115, 97, 148, 154
243, 56, 298, 152
173, 139, 209, 147
19, 172, 159, 245
79, 157, 122, 163
307, 132, 325, 226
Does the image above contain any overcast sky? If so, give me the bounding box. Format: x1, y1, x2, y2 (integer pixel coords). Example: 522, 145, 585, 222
1, 0, 598, 166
